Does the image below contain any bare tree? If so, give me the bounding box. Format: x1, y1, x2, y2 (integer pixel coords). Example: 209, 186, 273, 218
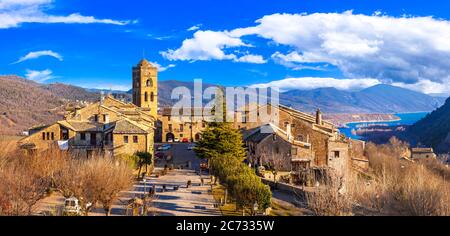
95, 158, 134, 216
0, 151, 53, 215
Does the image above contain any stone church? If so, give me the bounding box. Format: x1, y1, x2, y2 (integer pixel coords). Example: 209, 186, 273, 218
19, 59, 159, 158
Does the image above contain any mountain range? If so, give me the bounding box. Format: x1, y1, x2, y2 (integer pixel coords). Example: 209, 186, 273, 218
0, 75, 448, 135
154, 81, 446, 113
280, 84, 446, 113
0, 75, 100, 135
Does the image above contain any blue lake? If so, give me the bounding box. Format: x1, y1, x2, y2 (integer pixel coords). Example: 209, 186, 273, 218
339, 112, 429, 140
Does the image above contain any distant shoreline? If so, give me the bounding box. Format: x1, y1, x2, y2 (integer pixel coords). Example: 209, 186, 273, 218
325, 113, 401, 128
342, 117, 402, 128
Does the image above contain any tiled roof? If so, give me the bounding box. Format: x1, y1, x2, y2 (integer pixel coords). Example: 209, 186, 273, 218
412, 148, 434, 153
161, 107, 206, 116
244, 125, 275, 143
59, 121, 104, 132
113, 119, 148, 134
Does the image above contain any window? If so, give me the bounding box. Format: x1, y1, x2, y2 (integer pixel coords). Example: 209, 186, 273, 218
291, 148, 298, 156
94, 115, 99, 122
180, 134, 184, 138
168, 124, 173, 132
61, 129, 69, 140
144, 92, 148, 102
146, 79, 152, 87
272, 134, 277, 141
151, 92, 154, 102
133, 136, 138, 143
51, 132, 54, 140
80, 133, 86, 141
42, 132, 46, 140
334, 151, 340, 158
202, 122, 206, 128
124, 136, 129, 143
46, 132, 50, 140
168, 116, 171, 121
180, 124, 184, 132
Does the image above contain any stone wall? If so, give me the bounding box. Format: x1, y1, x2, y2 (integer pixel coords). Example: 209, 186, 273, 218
113, 133, 151, 156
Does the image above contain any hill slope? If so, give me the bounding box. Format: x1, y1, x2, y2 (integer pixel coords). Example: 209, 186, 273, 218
0, 76, 99, 135
407, 97, 450, 153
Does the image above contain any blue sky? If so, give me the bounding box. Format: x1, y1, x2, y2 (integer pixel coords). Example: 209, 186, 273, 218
1, 0, 450, 94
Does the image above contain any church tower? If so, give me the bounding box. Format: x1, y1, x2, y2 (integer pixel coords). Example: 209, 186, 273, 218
132, 59, 158, 118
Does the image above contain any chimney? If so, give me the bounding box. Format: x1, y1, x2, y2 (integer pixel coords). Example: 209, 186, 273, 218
286, 123, 292, 141
316, 108, 322, 125
100, 91, 105, 105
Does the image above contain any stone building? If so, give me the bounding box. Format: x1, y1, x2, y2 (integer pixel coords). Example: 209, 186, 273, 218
244, 124, 314, 172
19, 95, 156, 158
411, 147, 437, 160
242, 105, 352, 186
160, 107, 210, 142
20, 59, 159, 158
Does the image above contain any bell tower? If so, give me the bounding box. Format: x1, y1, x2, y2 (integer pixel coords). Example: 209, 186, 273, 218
132, 59, 158, 118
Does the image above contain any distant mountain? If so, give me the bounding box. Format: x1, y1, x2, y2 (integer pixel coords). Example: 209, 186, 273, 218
0, 76, 99, 135
281, 84, 446, 113
407, 97, 450, 153
43, 83, 100, 102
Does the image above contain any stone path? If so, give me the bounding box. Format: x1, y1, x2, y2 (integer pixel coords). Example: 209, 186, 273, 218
35, 167, 220, 216
143, 168, 220, 216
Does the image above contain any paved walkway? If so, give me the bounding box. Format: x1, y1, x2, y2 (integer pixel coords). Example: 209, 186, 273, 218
143, 168, 219, 216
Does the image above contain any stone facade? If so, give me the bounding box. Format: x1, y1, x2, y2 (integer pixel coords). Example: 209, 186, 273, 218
20, 96, 156, 158
241, 105, 353, 186
244, 124, 314, 172
411, 147, 437, 160
160, 108, 209, 142
132, 59, 158, 118
20, 59, 160, 158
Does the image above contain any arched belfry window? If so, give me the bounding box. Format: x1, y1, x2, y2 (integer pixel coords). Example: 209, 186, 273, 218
151, 92, 155, 102
146, 79, 153, 87
144, 92, 148, 102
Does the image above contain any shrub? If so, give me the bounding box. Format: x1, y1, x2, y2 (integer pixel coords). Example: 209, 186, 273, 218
351, 140, 450, 216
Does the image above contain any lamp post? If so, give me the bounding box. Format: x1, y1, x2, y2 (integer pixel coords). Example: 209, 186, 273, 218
143, 179, 147, 198
142, 178, 147, 216
253, 202, 259, 216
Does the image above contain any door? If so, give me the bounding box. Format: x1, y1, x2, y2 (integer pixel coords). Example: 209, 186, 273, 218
90, 133, 97, 146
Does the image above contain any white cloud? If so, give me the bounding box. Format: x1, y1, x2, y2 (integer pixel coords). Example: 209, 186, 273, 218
249, 77, 381, 92
165, 12, 450, 93
161, 30, 251, 62
150, 61, 176, 72
25, 69, 55, 82
271, 51, 328, 71
229, 12, 450, 86
13, 50, 62, 64
0, 0, 130, 29
234, 54, 267, 64
187, 24, 202, 31
393, 79, 450, 95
